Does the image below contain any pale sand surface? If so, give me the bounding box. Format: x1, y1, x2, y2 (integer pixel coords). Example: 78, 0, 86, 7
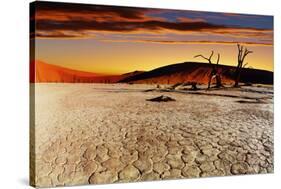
31, 83, 273, 187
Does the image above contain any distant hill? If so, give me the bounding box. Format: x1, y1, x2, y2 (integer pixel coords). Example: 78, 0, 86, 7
122, 70, 146, 78
119, 62, 273, 85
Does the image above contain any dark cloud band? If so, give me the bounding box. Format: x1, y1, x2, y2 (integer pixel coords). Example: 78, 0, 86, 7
31, 1, 273, 46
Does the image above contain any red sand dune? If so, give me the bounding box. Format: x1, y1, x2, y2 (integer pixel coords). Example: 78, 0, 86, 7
121, 63, 233, 84
31, 60, 124, 83
31, 60, 273, 85
120, 62, 273, 85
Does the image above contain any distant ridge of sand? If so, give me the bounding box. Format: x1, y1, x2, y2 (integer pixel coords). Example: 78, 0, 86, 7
120, 62, 273, 85
31, 60, 273, 84
32, 60, 124, 83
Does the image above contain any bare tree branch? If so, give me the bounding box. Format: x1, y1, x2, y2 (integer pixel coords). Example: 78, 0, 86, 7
243, 62, 248, 68
194, 54, 209, 62
234, 44, 253, 87
216, 53, 220, 65
242, 49, 253, 63
209, 51, 214, 60
194, 51, 214, 64
194, 51, 222, 89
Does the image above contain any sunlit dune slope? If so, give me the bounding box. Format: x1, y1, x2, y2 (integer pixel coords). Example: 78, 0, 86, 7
32, 60, 123, 83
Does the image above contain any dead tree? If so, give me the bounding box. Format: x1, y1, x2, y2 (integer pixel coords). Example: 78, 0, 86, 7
194, 51, 222, 89
190, 82, 198, 90
234, 44, 253, 87
214, 53, 222, 88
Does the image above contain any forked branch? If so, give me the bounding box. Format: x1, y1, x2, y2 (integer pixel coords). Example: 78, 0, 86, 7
234, 44, 253, 87
194, 51, 214, 64
216, 53, 220, 65
194, 51, 222, 89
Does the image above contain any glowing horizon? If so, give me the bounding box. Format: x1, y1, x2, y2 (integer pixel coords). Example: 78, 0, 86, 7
33, 2, 273, 75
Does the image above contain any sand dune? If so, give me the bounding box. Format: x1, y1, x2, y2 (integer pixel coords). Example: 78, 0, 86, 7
31, 61, 273, 85
32, 60, 124, 83
120, 62, 273, 85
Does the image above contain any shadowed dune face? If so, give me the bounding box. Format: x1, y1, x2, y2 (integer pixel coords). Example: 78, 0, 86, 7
120, 62, 273, 85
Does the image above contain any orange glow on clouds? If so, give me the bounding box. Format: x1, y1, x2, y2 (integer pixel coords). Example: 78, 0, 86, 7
33, 2, 273, 74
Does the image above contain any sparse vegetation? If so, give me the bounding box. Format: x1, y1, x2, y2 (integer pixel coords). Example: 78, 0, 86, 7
194, 51, 222, 89
234, 44, 253, 87
190, 82, 198, 90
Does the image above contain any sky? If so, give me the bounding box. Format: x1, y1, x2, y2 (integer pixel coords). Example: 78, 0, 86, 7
32, 1, 273, 75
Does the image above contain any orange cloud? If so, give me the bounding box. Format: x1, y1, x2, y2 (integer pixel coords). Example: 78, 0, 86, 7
31, 1, 273, 46
34, 1, 164, 22
35, 30, 90, 39
33, 18, 272, 40
101, 39, 272, 46
176, 17, 206, 23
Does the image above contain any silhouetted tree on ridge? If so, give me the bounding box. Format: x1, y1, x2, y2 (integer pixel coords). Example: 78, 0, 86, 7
194, 51, 222, 89
234, 44, 253, 87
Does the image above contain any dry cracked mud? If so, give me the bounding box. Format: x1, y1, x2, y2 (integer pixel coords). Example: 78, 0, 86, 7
31, 83, 273, 187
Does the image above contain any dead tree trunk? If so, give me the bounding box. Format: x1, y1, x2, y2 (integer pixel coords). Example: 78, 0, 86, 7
191, 82, 198, 90
214, 53, 222, 88
234, 44, 253, 87
194, 51, 222, 89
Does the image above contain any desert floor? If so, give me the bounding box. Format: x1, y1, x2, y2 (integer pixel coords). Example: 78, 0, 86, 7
31, 83, 274, 187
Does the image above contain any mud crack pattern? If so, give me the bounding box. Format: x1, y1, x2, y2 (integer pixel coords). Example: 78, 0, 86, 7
31, 84, 273, 187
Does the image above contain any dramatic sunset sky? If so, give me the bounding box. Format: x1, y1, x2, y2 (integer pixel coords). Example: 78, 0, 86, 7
32, 1, 273, 75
